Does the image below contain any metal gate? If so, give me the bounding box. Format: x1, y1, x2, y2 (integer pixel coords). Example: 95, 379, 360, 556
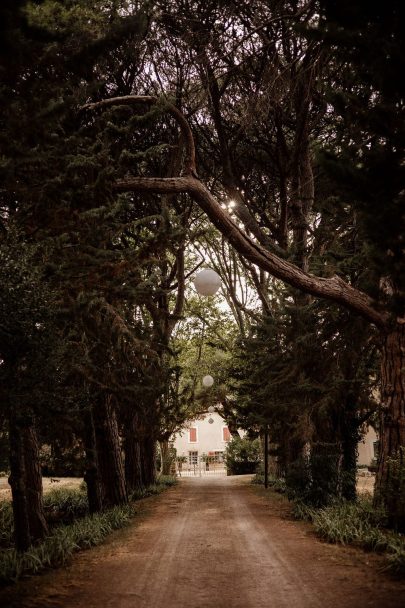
176, 457, 227, 477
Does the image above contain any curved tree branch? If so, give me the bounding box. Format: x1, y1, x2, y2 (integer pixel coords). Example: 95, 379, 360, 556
83, 96, 388, 329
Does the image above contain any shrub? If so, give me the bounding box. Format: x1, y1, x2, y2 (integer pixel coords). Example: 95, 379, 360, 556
128, 475, 177, 501
225, 437, 261, 475
0, 504, 136, 584
43, 487, 89, 522
0, 502, 13, 548
286, 444, 343, 508
252, 473, 287, 493
292, 494, 405, 574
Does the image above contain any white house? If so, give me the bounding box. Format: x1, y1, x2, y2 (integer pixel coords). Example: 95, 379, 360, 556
171, 411, 231, 468
358, 426, 378, 467
171, 412, 378, 473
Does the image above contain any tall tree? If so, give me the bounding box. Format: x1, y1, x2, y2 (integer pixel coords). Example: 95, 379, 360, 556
83, 1, 404, 525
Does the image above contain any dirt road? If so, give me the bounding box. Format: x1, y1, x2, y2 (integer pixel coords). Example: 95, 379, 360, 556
1, 476, 405, 608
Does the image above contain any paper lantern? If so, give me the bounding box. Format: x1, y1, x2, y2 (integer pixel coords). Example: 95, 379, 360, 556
202, 375, 214, 388
194, 269, 221, 296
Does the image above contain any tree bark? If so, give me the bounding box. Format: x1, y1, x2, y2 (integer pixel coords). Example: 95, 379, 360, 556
8, 415, 48, 551
93, 395, 127, 507
23, 425, 48, 541
141, 434, 157, 487
85, 95, 385, 328
159, 440, 173, 476
124, 412, 144, 494
83, 407, 103, 513
8, 416, 30, 551
375, 324, 405, 529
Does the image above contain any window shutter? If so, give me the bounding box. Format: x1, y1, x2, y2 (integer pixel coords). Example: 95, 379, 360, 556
223, 427, 231, 442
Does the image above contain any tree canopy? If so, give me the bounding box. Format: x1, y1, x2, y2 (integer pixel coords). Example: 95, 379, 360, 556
0, 0, 404, 546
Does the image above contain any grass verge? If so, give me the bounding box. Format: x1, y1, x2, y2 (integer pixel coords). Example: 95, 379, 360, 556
0, 504, 135, 584
292, 497, 405, 575
0, 475, 176, 585
253, 475, 405, 576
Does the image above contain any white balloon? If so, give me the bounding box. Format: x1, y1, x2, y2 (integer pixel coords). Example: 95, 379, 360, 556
202, 375, 214, 388
194, 269, 221, 296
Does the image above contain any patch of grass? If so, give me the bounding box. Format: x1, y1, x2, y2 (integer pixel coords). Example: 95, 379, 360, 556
291, 500, 316, 522
0, 476, 177, 584
129, 475, 177, 501
0, 487, 90, 548
43, 487, 89, 522
0, 504, 137, 585
292, 495, 405, 575
252, 473, 286, 494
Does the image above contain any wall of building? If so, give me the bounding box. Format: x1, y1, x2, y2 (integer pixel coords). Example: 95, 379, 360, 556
357, 426, 378, 467
171, 411, 230, 465
172, 414, 377, 469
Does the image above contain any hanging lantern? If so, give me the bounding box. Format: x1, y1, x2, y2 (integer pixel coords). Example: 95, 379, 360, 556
194, 268, 221, 296
202, 375, 214, 388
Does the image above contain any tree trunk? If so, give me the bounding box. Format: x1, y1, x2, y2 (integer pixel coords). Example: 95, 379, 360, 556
93, 395, 127, 508
159, 440, 172, 476
124, 412, 144, 494
83, 407, 103, 513
8, 416, 30, 551
8, 415, 48, 551
23, 424, 48, 541
340, 409, 360, 502
375, 325, 405, 529
141, 434, 157, 487
310, 441, 342, 507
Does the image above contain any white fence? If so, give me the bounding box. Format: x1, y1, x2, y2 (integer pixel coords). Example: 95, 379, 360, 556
176, 461, 227, 477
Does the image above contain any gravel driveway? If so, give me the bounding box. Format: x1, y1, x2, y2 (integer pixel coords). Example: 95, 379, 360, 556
1, 475, 405, 608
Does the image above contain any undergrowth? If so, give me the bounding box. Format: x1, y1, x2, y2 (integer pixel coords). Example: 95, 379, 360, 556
293, 496, 405, 575
252, 473, 287, 494
254, 476, 405, 575
0, 504, 136, 584
0, 475, 176, 584
129, 474, 177, 501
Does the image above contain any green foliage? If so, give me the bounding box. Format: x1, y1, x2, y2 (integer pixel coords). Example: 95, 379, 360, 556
292, 495, 405, 575
314, 0, 405, 313
128, 475, 177, 501
43, 487, 89, 522
225, 437, 261, 475
229, 296, 377, 503
0, 501, 14, 548
252, 473, 287, 494
0, 477, 176, 583
286, 444, 344, 508
375, 448, 405, 530
0, 488, 89, 549
0, 504, 136, 584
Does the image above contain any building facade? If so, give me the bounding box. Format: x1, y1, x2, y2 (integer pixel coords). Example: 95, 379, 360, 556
171, 411, 231, 468
357, 426, 378, 467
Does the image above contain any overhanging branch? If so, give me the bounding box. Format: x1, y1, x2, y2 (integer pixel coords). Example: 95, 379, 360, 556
115, 176, 388, 328
82, 96, 388, 329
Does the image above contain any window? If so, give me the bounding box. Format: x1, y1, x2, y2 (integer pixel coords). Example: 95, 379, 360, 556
223, 427, 231, 442
214, 451, 224, 463
189, 427, 197, 442
189, 451, 198, 465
